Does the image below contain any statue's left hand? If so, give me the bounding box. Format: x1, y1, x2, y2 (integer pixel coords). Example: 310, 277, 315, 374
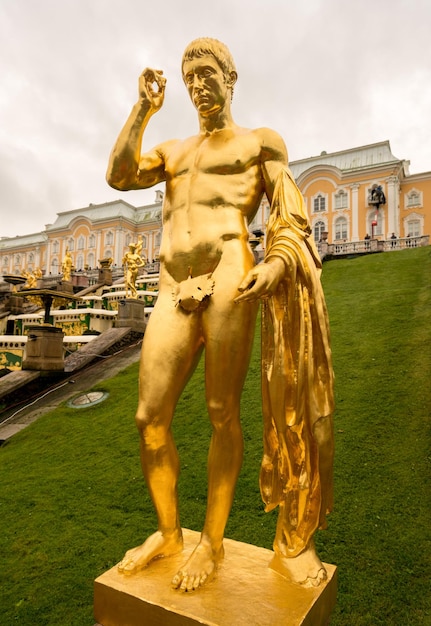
234, 258, 285, 303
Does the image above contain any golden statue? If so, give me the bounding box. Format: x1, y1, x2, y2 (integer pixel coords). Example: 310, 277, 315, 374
106, 38, 334, 592
122, 242, 146, 298
21, 269, 37, 289
62, 248, 74, 281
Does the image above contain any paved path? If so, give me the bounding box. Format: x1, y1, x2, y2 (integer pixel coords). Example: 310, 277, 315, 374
0, 339, 142, 442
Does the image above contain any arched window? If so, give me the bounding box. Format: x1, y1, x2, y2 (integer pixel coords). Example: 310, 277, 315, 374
106, 231, 114, 246
52, 240, 59, 254
334, 190, 348, 210
313, 220, 326, 243
313, 194, 326, 213
334, 217, 348, 241
405, 189, 422, 208
125, 233, 132, 247
89, 234, 96, 248
68, 238, 74, 251
78, 236, 85, 250
76, 254, 84, 271
87, 253, 95, 269
155, 231, 162, 246
51, 258, 59, 274
368, 211, 383, 236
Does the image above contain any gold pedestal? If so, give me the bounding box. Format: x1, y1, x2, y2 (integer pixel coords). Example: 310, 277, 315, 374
94, 529, 337, 626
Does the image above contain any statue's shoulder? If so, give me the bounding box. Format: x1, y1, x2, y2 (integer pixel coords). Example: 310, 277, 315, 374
253, 126, 285, 146
253, 127, 288, 162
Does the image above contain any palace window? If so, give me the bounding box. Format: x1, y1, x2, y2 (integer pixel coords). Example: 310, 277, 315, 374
89, 234, 96, 248
155, 231, 162, 246
368, 212, 383, 236
87, 253, 95, 269
52, 240, 59, 254
106, 231, 114, 246
334, 216, 348, 241
313, 194, 326, 213
334, 190, 348, 210
407, 219, 421, 237
406, 190, 422, 208
125, 233, 132, 247
67, 238, 74, 251
76, 254, 84, 271
3, 256, 8, 266
78, 236, 85, 250
313, 220, 326, 243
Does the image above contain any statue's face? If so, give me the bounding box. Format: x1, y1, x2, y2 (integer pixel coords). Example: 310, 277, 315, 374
183, 54, 230, 116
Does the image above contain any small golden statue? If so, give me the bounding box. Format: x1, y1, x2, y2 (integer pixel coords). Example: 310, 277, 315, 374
122, 242, 146, 298
107, 38, 334, 592
61, 248, 74, 281
21, 269, 37, 289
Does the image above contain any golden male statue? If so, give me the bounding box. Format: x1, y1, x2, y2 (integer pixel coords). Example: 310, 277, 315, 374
106, 38, 334, 592
122, 242, 145, 298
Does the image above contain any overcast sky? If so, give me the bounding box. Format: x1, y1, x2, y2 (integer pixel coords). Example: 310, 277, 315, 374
1, 0, 430, 238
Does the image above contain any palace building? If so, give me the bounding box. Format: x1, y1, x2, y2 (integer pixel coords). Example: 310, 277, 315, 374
1, 141, 429, 278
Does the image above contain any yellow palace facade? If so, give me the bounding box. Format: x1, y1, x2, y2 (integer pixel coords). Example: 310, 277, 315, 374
1, 141, 429, 278
249, 140, 430, 248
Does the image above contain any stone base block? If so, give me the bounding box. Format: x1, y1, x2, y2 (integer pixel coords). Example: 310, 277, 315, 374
115, 298, 147, 333
94, 529, 337, 626
22, 325, 64, 371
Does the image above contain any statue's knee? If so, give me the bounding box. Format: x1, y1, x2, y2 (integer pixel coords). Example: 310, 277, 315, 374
206, 398, 238, 430
135, 411, 168, 449
134, 409, 156, 438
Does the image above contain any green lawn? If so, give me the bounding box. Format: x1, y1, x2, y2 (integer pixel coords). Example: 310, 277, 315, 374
1, 246, 430, 625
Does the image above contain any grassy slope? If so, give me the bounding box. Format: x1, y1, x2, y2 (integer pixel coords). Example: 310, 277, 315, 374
0, 247, 430, 625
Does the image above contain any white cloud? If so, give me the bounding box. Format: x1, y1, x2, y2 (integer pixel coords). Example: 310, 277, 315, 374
0, 0, 430, 237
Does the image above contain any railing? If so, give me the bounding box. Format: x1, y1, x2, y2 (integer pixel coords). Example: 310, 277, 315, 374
318, 235, 429, 258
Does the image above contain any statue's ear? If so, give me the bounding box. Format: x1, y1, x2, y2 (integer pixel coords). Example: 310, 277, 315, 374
228, 70, 238, 88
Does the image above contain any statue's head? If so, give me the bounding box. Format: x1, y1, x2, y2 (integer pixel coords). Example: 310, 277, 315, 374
182, 38, 237, 100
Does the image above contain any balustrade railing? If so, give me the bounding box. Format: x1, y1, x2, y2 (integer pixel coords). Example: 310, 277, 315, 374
317, 235, 429, 258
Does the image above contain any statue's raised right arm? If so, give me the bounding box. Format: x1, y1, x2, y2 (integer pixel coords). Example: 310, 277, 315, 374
106, 68, 167, 191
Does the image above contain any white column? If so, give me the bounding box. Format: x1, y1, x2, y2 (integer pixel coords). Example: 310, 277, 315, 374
386, 176, 399, 237
351, 183, 360, 241
115, 228, 124, 267
95, 230, 102, 265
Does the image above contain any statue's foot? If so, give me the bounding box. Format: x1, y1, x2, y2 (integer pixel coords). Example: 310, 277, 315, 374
118, 530, 183, 575
270, 542, 327, 588
171, 537, 224, 592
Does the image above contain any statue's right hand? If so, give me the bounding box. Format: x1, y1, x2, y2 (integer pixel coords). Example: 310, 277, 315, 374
138, 68, 166, 111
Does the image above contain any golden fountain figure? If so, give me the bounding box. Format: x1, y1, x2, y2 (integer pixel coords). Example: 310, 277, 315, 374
122, 241, 146, 298
106, 38, 334, 592
61, 248, 74, 281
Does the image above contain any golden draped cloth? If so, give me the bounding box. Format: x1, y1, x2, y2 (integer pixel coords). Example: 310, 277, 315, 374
260, 168, 334, 558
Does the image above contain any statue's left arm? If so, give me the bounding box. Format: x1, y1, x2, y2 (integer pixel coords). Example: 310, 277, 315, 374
235, 128, 290, 303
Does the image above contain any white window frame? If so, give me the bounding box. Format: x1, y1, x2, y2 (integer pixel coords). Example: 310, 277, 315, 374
313, 193, 327, 213
405, 189, 423, 208
334, 189, 349, 210
334, 216, 348, 241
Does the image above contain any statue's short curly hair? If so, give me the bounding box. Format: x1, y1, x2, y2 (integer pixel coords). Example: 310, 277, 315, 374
182, 38, 236, 78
